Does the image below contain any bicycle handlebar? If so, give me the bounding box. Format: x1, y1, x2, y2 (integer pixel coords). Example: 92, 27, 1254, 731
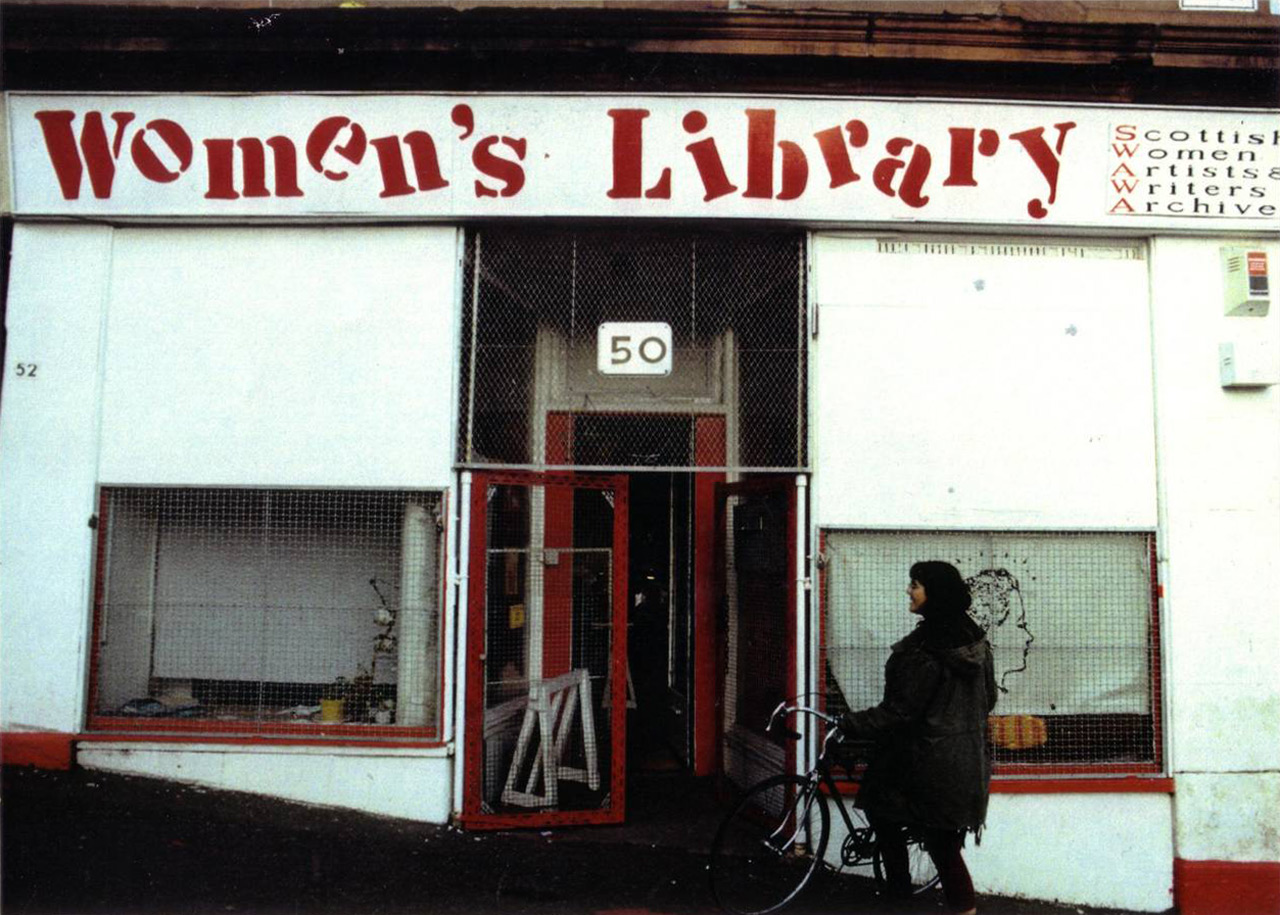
766, 700, 840, 741
765, 699, 877, 772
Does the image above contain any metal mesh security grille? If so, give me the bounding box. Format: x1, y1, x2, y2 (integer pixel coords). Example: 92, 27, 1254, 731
725, 490, 790, 738
719, 480, 794, 791
480, 480, 619, 815
820, 530, 1160, 770
89, 487, 444, 738
458, 228, 806, 471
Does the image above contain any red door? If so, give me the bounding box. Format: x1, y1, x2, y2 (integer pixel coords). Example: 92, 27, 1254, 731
462, 471, 629, 828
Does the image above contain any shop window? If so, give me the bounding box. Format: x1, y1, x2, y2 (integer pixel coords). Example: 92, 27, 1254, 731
457, 228, 806, 471
89, 488, 445, 738
821, 530, 1160, 771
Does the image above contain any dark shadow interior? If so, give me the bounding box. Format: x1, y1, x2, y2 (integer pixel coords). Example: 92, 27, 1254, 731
626, 470, 694, 774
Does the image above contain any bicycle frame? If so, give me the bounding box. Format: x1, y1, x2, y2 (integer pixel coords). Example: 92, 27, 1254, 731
765, 701, 874, 867
708, 700, 940, 915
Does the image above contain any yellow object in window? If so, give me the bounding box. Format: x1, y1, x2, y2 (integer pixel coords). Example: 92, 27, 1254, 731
987, 715, 1048, 750
509, 603, 526, 629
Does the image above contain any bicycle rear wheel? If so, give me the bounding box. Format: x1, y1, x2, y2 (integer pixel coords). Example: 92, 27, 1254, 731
709, 774, 830, 915
872, 834, 940, 895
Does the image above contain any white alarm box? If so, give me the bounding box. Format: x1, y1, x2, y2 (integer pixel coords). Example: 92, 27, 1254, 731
1220, 339, 1279, 388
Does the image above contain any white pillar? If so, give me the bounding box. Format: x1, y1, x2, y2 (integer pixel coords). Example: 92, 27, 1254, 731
397, 501, 438, 727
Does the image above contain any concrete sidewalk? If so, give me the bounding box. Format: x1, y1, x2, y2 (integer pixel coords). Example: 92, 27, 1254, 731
1, 764, 1154, 915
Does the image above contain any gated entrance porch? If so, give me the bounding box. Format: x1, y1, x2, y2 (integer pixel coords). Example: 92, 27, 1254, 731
455, 228, 808, 827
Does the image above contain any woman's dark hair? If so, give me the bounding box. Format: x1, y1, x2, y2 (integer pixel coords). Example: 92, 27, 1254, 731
910, 561, 981, 648
910, 560, 973, 617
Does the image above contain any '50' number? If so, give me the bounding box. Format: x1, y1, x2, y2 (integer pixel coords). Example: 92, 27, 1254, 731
597, 323, 672, 376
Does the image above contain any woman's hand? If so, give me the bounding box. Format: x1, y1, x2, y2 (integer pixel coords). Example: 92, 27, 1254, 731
838, 712, 862, 739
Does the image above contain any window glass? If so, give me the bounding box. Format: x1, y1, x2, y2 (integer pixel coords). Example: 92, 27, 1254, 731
822, 529, 1159, 767
91, 487, 444, 735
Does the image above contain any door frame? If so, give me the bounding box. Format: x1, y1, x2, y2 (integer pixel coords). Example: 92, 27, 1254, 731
460, 470, 629, 828
547, 410, 726, 777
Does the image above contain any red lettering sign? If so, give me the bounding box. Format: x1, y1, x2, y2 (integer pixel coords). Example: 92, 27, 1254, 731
28, 102, 1094, 220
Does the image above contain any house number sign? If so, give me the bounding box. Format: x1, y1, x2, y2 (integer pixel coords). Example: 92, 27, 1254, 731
597, 322, 672, 376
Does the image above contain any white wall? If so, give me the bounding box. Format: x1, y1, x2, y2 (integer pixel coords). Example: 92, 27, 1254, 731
77, 743, 454, 823
822, 792, 1174, 912
972, 793, 1175, 911
98, 227, 459, 488
0, 225, 112, 732
808, 234, 1174, 910
810, 233, 1280, 886
812, 234, 1156, 530
1, 225, 463, 739
1149, 237, 1280, 866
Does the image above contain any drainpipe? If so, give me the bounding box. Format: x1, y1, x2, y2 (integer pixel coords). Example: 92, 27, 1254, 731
451, 471, 473, 817
795, 473, 809, 780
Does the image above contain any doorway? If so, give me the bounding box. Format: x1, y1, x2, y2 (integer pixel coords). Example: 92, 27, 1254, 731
626, 471, 694, 773
456, 227, 808, 826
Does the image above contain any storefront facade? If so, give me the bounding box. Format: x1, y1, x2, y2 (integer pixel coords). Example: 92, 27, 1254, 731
2, 4, 1278, 913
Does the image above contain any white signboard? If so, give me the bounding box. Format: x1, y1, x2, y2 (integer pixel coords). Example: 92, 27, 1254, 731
5, 93, 1279, 231
597, 322, 672, 375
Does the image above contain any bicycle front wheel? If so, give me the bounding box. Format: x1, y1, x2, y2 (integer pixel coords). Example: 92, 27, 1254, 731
709, 775, 831, 915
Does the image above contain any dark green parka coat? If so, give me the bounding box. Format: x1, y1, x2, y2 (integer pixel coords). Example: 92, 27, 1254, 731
843, 626, 998, 831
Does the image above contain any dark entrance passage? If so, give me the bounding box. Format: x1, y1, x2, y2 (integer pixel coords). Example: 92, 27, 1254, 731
627, 471, 694, 773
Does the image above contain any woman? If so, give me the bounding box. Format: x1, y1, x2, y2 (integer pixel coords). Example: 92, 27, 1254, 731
840, 560, 997, 915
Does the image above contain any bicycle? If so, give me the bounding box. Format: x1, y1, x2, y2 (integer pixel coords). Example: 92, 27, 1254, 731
708, 700, 940, 915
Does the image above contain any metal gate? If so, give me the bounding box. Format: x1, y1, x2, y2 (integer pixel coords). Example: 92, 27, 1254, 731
462, 471, 629, 827
718, 476, 798, 790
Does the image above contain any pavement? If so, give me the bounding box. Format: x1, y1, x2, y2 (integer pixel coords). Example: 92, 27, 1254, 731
1, 763, 1159, 915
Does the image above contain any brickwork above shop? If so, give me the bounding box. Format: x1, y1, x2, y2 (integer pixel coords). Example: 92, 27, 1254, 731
2, 1, 1277, 104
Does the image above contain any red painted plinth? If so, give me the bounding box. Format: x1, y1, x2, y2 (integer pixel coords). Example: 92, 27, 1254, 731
0, 732, 75, 770
1175, 858, 1280, 915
